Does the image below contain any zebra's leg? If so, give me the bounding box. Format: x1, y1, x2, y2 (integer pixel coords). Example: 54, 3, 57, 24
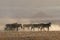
23, 27, 25, 30
8, 28, 10, 31
17, 27, 18, 31
38, 27, 40, 31
4, 27, 7, 31
8, 28, 11, 32
21, 26, 22, 30
40, 27, 42, 31
48, 27, 49, 31
33, 28, 35, 31
31, 27, 34, 31
31, 27, 33, 31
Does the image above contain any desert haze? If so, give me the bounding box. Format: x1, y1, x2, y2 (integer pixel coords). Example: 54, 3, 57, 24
0, 18, 60, 31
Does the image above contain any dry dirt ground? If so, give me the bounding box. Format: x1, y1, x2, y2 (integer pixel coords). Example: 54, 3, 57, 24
0, 31, 60, 40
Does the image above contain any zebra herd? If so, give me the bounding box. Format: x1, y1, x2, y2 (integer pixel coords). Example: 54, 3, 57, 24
5, 22, 51, 31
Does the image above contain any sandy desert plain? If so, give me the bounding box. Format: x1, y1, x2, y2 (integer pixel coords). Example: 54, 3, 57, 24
0, 31, 59, 40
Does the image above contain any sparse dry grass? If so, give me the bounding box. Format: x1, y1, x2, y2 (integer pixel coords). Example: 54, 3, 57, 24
0, 31, 60, 40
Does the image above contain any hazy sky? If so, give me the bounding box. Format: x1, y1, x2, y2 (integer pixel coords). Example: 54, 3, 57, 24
0, 0, 60, 18
0, 0, 60, 25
